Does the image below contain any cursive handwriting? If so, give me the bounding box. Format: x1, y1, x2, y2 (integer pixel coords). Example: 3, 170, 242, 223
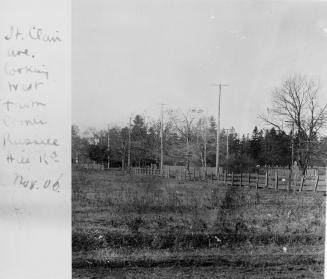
2, 24, 63, 195
29, 26, 61, 43
2, 116, 47, 127
2, 134, 59, 147
4, 26, 24, 40
1, 99, 46, 112
8, 47, 34, 58
8, 81, 44, 92
13, 173, 62, 192
6, 150, 59, 165
4, 63, 49, 79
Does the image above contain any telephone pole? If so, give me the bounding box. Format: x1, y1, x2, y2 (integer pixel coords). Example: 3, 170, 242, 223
128, 116, 132, 171
212, 83, 229, 178
226, 128, 229, 161
160, 104, 166, 175
285, 120, 295, 166
107, 124, 110, 169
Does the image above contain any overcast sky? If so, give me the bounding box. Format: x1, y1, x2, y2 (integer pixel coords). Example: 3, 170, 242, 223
73, 0, 327, 135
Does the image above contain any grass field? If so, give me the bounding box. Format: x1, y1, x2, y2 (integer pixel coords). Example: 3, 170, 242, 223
72, 169, 325, 278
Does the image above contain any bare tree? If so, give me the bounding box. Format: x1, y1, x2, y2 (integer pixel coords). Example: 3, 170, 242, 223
168, 108, 203, 171
259, 74, 327, 173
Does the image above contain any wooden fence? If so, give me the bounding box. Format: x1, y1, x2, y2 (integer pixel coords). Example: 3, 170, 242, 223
73, 162, 105, 171
130, 167, 327, 192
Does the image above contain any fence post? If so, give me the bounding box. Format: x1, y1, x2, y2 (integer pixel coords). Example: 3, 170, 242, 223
193, 168, 196, 181
256, 172, 259, 189
275, 172, 278, 190
314, 175, 319, 192
248, 173, 251, 187
240, 172, 242, 187
224, 171, 227, 186
265, 171, 268, 188
231, 172, 234, 186
299, 176, 305, 192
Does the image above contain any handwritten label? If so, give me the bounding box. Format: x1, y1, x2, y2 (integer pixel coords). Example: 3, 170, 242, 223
1, 25, 64, 193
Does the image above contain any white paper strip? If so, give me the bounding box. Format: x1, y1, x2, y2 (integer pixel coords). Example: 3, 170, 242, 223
0, 1, 71, 278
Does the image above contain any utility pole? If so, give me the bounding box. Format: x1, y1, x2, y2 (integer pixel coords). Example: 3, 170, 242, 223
226, 128, 229, 162
204, 124, 207, 170
107, 124, 110, 169
291, 122, 295, 166
285, 120, 295, 166
212, 83, 229, 178
128, 116, 132, 171
160, 104, 165, 175
285, 120, 295, 190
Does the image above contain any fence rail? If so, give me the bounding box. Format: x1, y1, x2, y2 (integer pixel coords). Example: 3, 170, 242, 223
73, 162, 105, 171
129, 167, 327, 192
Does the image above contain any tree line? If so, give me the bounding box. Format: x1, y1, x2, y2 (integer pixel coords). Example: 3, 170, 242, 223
72, 114, 326, 173
72, 74, 327, 174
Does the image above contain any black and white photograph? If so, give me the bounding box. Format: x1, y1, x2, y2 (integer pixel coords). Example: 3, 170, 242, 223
1, 0, 327, 278
72, 1, 327, 278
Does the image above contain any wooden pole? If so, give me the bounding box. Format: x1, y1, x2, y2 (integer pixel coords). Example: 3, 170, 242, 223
275, 172, 278, 189
107, 124, 110, 169
265, 171, 268, 188
299, 176, 305, 192
256, 172, 259, 189
231, 172, 234, 186
160, 104, 164, 176
240, 172, 243, 187
128, 116, 131, 171
288, 170, 291, 191
215, 86, 221, 178
248, 173, 251, 187
314, 175, 319, 192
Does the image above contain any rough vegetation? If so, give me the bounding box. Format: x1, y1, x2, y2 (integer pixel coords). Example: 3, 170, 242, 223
72, 170, 325, 278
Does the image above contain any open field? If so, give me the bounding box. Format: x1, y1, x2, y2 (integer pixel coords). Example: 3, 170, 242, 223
72, 169, 325, 278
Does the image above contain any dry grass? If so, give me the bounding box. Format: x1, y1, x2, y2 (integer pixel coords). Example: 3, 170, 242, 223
72, 169, 325, 277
